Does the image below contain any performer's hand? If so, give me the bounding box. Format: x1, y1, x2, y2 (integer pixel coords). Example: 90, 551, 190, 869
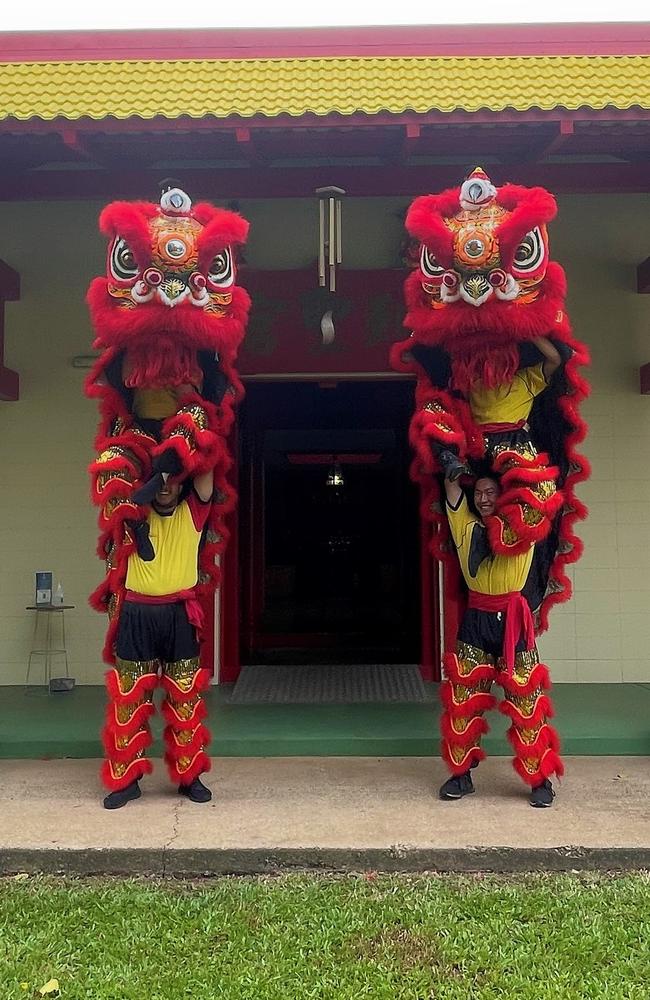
153, 448, 183, 476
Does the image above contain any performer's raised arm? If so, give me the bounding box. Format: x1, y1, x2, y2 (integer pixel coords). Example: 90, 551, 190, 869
443, 472, 463, 510
532, 336, 562, 380
193, 468, 214, 503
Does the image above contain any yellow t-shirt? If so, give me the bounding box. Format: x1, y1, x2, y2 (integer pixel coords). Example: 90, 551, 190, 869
125, 494, 209, 596
133, 387, 180, 421
447, 495, 533, 595
469, 362, 547, 426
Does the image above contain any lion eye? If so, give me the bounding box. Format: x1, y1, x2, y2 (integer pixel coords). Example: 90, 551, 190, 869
420, 245, 445, 278
513, 227, 545, 272
208, 248, 233, 287
110, 237, 138, 281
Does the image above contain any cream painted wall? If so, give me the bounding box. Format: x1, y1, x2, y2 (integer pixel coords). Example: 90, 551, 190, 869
0, 194, 649, 684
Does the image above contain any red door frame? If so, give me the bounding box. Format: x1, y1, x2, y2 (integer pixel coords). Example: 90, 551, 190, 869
210, 375, 443, 683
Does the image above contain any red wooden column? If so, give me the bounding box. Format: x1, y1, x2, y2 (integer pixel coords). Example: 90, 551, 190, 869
637, 257, 650, 394
218, 423, 241, 682
0, 259, 19, 401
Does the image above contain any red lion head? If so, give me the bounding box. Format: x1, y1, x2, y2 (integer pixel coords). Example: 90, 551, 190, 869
87, 187, 250, 384
404, 168, 570, 359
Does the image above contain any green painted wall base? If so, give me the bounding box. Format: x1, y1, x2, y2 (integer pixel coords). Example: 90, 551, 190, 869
2, 683, 649, 758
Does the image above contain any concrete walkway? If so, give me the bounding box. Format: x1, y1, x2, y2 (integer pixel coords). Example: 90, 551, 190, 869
0, 756, 648, 874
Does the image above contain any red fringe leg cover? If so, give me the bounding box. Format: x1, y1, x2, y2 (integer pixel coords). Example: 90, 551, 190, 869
440, 651, 497, 775
497, 650, 564, 786
101, 665, 159, 791
161, 666, 212, 785
537, 336, 591, 632
484, 449, 564, 556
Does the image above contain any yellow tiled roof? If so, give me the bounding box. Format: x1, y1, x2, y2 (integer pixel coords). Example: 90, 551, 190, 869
2, 54, 648, 121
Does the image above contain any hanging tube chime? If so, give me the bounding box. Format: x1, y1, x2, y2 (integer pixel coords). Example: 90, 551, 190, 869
316, 186, 345, 292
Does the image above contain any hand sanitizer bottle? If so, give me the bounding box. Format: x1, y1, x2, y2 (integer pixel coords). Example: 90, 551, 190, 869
54, 582, 64, 606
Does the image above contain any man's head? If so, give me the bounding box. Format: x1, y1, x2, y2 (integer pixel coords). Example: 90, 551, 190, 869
152, 479, 182, 515
473, 476, 500, 520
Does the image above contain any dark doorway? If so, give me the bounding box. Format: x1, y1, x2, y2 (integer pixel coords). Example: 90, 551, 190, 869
239, 380, 421, 665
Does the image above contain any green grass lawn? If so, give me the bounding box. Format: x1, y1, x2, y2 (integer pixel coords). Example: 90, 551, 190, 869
1, 873, 648, 1000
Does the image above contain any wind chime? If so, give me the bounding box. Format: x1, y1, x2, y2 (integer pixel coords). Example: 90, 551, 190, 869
315, 186, 345, 344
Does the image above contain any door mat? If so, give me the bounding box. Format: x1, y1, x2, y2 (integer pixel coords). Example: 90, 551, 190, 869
230, 663, 427, 704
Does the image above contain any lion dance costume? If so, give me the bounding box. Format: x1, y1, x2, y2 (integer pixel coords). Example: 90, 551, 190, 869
392, 169, 590, 791
86, 186, 249, 794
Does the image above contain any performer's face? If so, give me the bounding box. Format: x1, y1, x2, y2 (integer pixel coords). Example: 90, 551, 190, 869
474, 478, 499, 519
152, 481, 182, 514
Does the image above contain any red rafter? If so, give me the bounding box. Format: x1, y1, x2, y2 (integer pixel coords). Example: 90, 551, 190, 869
59, 128, 95, 160
536, 119, 575, 160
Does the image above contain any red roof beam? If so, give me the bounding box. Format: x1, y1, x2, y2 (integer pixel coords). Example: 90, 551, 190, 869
1, 23, 649, 61
2, 161, 649, 201
2, 107, 650, 137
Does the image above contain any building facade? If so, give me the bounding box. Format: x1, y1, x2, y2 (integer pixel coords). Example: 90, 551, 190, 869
0, 24, 649, 687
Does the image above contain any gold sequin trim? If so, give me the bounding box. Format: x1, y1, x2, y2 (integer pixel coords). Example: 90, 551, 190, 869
177, 404, 208, 431
165, 658, 200, 684
450, 745, 472, 765
456, 642, 495, 671
115, 657, 158, 693
496, 647, 540, 680
532, 480, 557, 501
490, 440, 538, 461
505, 688, 544, 718
518, 725, 543, 745
170, 699, 199, 722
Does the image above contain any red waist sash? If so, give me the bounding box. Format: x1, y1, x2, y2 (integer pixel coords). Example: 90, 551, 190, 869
124, 589, 205, 631
467, 590, 535, 674
477, 419, 527, 434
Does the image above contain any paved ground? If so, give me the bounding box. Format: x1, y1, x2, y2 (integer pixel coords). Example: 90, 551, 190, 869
0, 756, 648, 874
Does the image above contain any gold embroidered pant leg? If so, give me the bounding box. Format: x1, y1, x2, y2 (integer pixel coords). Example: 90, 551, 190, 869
440, 643, 498, 775
498, 648, 564, 786
161, 658, 212, 786
101, 658, 159, 791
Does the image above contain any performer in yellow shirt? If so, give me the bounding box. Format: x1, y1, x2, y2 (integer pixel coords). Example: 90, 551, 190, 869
438, 471, 563, 808
420, 335, 564, 569
102, 469, 214, 809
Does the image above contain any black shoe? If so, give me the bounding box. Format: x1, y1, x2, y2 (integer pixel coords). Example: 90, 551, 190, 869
131, 472, 164, 506
126, 520, 155, 561
468, 522, 492, 578
529, 779, 555, 808
439, 449, 470, 483
103, 779, 141, 810
439, 770, 475, 800
178, 777, 212, 803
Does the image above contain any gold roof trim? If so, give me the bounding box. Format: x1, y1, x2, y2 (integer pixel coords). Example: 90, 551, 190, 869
2, 55, 649, 121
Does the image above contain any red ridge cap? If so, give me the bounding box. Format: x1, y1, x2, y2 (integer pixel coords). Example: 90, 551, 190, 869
1, 23, 650, 62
